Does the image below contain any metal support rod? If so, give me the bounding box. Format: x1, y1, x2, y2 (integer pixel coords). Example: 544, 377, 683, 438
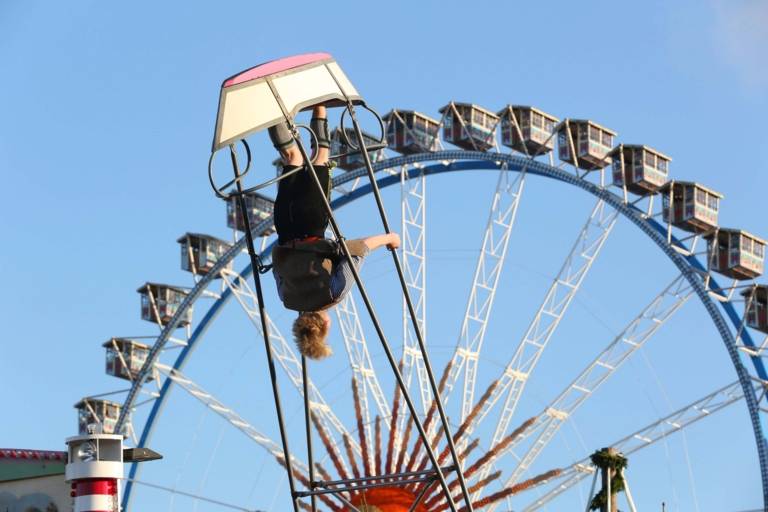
228, 144, 301, 512
409, 478, 436, 512
288, 130, 460, 512
314, 465, 455, 487
621, 469, 637, 512
302, 356, 317, 512
298, 474, 437, 497
346, 103, 475, 512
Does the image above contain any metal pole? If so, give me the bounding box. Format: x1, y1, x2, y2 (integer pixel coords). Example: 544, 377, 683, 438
228, 145, 300, 512
346, 103, 475, 512
621, 469, 638, 512
409, 479, 436, 512
288, 131, 460, 512
302, 356, 317, 512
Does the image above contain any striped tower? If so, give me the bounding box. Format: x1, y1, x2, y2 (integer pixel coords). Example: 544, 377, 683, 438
71, 479, 119, 512
66, 433, 123, 512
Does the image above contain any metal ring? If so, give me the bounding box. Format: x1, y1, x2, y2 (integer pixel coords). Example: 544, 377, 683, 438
293, 123, 320, 165
207, 139, 252, 199
339, 102, 385, 150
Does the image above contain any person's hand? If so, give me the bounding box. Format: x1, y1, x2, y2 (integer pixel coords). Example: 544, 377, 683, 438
386, 232, 401, 250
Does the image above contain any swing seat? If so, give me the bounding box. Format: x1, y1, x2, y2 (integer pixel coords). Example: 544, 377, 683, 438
212, 53, 363, 152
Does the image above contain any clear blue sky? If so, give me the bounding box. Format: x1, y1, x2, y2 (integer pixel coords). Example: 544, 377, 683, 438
2, 1, 768, 511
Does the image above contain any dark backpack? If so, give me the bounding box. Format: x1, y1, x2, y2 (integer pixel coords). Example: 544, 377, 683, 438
272, 239, 366, 312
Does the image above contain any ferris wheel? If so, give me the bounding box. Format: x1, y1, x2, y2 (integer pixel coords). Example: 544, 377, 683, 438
77, 55, 768, 512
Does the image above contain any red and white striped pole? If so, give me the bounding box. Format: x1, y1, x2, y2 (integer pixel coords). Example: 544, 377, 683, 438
66, 433, 123, 512
70, 479, 119, 512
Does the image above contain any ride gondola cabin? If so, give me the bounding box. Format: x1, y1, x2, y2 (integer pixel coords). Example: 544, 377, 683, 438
382, 109, 440, 155
609, 145, 671, 195
706, 229, 766, 280
330, 127, 386, 170
178, 233, 232, 276
557, 119, 616, 170
742, 285, 768, 334
660, 181, 723, 233
226, 192, 275, 236
75, 398, 121, 435
439, 102, 499, 151
498, 105, 559, 155
103, 338, 151, 381
137, 283, 191, 327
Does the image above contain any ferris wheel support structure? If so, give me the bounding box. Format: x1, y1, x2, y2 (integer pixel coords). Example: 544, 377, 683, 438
117, 151, 768, 511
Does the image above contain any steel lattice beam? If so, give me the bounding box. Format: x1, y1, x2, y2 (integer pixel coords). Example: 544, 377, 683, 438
153, 362, 308, 474
468, 199, 617, 493
493, 275, 693, 503
441, 167, 526, 427
400, 164, 431, 415
521, 380, 751, 511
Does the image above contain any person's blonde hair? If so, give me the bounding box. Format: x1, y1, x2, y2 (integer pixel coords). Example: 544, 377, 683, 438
292, 312, 331, 360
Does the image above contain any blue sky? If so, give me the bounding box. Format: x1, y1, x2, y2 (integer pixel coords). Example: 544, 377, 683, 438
2, 1, 768, 511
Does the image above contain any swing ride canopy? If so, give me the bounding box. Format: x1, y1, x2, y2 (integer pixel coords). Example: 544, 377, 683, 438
211, 52, 362, 151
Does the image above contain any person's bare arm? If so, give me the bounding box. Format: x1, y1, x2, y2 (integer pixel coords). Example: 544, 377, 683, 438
362, 232, 401, 251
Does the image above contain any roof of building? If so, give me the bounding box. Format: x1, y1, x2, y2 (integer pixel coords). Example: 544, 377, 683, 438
0, 449, 67, 482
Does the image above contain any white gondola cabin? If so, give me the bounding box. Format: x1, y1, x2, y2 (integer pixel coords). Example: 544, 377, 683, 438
330, 127, 386, 170
660, 181, 723, 233
382, 110, 440, 155
557, 119, 616, 170
439, 102, 499, 151
706, 229, 766, 280
103, 338, 151, 381
137, 283, 191, 327
75, 398, 121, 435
609, 145, 670, 195
178, 233, 232, 276
742, 285, 768, 333
498, 105, 559, 155
226, 192, 275, 236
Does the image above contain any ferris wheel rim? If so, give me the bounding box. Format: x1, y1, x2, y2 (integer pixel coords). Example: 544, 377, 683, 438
119, 150, 768, 509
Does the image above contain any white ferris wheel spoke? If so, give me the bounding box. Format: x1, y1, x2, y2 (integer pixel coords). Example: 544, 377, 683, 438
475, 198, 618, 445
497, 275, 694, 490
442, 165, 526, 426
400, 163, 431, 416
153, 362, 308, 474
220, 268, 360, 469
519, 380, 750, 512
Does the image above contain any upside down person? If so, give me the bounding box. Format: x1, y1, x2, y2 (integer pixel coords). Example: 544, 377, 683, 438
268, 105, 400, 360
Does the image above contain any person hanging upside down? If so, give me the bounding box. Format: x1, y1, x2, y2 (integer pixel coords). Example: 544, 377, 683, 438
269, 105, 400, 360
